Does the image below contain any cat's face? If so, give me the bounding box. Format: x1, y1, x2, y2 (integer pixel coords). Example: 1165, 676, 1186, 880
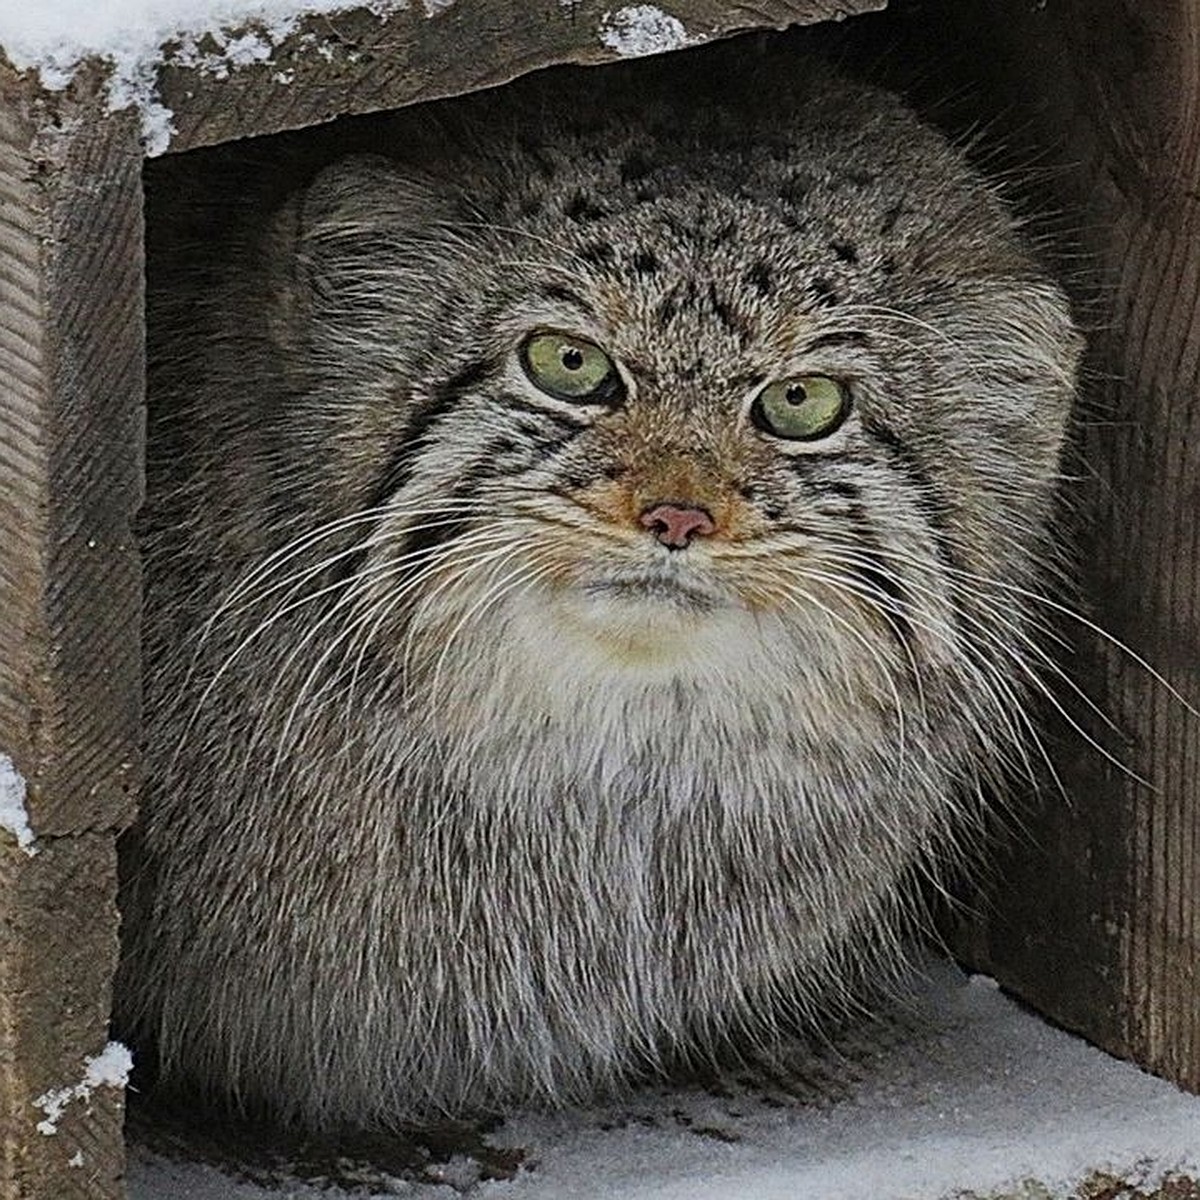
416, 251, 922, 677
286, 82, 1078, 721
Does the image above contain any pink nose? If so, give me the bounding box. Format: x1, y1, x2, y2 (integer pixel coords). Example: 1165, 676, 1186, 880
639, 503, 716, 549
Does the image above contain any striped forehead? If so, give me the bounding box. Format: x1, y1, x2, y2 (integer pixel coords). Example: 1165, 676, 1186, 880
527, 256, 826, 384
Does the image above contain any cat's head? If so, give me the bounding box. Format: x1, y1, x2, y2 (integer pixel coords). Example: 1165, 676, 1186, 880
261, 64, 1080, 721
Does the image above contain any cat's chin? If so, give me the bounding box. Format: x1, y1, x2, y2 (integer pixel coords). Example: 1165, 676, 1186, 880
580, 562, 724, 613
526, 564, 748, 672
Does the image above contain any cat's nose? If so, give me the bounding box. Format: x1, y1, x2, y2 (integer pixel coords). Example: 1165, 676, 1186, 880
639, 503, 716, 550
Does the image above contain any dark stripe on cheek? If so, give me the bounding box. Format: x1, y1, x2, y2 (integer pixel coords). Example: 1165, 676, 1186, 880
821, 479, 861, 501
367, 356, 496, 510
458, 424, 582, 487
500, 394, 590, 435
845, 513, 920, 681
324, 496, 472, 599
783, 456, 863, 503
397, 509, 472, 567
388, 422, 555, 572
329, 360, 495, 591
859, 414, 966, 578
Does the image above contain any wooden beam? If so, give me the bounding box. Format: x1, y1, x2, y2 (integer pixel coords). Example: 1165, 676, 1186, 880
945, 0, 1200, 1094
157, 0, 882, 154
0, 67, 143, 1199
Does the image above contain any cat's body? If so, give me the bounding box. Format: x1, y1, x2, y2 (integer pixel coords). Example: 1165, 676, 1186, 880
120, 44, 1080, 1129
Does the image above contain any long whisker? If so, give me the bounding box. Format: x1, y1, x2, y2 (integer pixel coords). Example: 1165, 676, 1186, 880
808, 543, 1148, 788
356, 526, 533, 703
186, 521, 504, 736
783, 558, 1059, 798
216, 512, 492, 629
760, 573, 913, 786
817, 541, 1117, 736
177, 525, 519, 789
836, 537, 1187, 731
202, 502, 487, 633
257, 530, 527, 775
426, 555, 557, 724
770, 558, 1047, 793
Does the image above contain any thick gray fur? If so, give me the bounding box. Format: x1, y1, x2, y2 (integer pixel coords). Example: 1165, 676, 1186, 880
119, 44, 1081, 1129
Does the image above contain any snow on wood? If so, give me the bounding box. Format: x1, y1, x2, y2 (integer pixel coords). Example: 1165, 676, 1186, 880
600, 6, 693, 56
0, 752, 37, 856
0, 0, 396, 86
34, 1042, 133, 1137
0, 0, 411, 152
0, 0, 725, 154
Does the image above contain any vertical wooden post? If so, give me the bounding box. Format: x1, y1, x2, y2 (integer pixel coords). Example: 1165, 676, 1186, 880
0, 69, 143, 1199
950, 0, 1200, 1094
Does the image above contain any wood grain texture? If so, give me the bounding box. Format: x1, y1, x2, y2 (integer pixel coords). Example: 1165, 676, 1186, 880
154, 0, 886, 154
0, 82, 144, 838
0, 68, 143, 1199
1081, 0, 1200, 1092
927, 0, 1200, 1093
0, 838, 125, 1199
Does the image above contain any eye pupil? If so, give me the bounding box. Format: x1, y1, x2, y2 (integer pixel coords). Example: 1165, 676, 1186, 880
561, 346, 585, 371
785, 384, 808, 406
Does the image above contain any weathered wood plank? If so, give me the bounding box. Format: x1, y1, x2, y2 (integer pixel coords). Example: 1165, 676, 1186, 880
0, 84, 143, 838
1086, 0, 1200, 1085
154, 1, 885, 154
934, 0, 1200, 1094
0, 838, 126, 1198
0, 69, 143, 1198
0, 0, 882, 157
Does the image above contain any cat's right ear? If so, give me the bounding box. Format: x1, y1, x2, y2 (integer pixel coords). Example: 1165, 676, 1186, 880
262, 154, 463, 348
298, 153, 459, 236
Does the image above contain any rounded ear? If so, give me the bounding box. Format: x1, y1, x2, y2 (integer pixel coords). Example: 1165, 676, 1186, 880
259, 154, 463, 354
297, 153, 458, 234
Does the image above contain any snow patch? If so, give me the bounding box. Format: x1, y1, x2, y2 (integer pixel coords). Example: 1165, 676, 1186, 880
126, 961, 1200, 1199
600, 6, 694, 57
0, 0, 700, 153
34, 1042, 134, 1136
0, 1, 410, 155
0, 753, 37, 857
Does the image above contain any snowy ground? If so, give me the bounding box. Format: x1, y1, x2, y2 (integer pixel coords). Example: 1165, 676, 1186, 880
128, 959, 1200, 1200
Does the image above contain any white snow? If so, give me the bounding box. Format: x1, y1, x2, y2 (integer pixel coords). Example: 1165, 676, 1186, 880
34, 1041, 134, 1136
0, 0, 702, 155
0, 0, 417, 154
0, 752, 37, 857
126, 960, 1200, 1199
599, 6, 693, 57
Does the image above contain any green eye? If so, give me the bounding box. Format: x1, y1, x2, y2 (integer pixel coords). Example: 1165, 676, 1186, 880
751, 376, 849, 441
521, 332, 621, 403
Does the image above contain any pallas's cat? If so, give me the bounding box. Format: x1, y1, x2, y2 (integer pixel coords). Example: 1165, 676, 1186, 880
119, 44, 1080, 1130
